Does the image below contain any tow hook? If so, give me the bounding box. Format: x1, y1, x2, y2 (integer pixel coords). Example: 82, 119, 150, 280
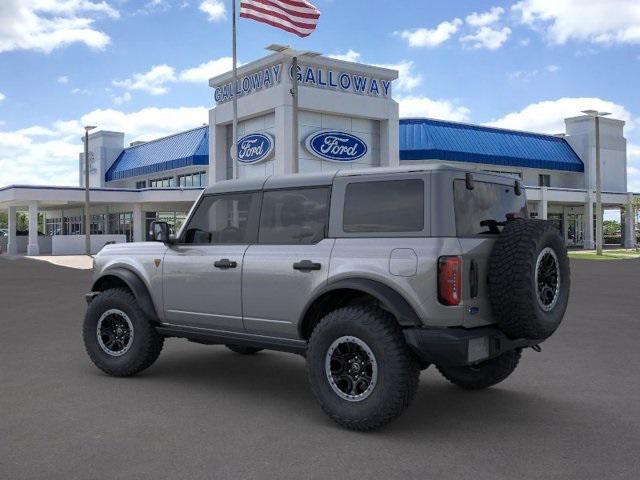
530, 344, 542, 353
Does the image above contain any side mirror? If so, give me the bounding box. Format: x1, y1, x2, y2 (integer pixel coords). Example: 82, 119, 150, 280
150, 221, 171, 243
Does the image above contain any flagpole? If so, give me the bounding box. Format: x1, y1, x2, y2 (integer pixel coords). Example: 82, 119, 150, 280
291, 55, 299, 174
231, 0, 239, 180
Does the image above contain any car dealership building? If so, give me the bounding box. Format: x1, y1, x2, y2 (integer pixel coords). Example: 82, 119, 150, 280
0, 52, 637, 255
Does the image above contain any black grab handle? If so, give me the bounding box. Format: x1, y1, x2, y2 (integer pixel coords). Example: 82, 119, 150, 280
214, 258, 237, 269
293, 260, 321, 271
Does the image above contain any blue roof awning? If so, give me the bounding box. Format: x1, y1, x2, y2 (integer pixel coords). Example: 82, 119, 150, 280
105, 126, 209, 182
399, 118, 584, 172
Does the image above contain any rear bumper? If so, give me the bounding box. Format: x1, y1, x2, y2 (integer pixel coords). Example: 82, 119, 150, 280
403, 326, 541, 367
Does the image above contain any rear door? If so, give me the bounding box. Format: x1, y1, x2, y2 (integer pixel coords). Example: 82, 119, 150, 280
242, 186, 333, 339
453, 177, 528, 327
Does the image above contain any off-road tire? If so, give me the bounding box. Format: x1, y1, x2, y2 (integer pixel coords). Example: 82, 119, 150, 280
306, 305, 420, 431
225, 344, 263, 355
436, 349, 521, 390
83, 288, 164, 377
488, 219, 570, 340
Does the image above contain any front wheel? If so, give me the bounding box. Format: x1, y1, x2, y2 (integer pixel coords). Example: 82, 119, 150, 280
436, 349, 521, 390
306, 306, 420, 431
83, 288, 164, 377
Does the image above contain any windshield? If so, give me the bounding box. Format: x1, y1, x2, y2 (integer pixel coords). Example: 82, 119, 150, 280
453, 179, 527, 236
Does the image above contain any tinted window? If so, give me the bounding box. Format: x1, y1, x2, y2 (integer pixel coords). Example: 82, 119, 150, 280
454, 180, 527, 236
182, 193, 259, 244
259, 188, 329, 244
343, 179, 424, 233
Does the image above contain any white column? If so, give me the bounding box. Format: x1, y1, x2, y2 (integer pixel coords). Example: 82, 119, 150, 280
27, 203, 40, 256
584, 195, 595, 250
539, 187, 548, 220
379, 118, 399, 168
624, 193, 636, 248
132, 204, 144, 243
7, 206, 18, 255
275, 104, 294, 176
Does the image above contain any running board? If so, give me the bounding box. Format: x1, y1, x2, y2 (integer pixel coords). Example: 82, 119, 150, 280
155, 324, 307, 355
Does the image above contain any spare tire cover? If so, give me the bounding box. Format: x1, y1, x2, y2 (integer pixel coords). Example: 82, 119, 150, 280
488, 219, 570, 340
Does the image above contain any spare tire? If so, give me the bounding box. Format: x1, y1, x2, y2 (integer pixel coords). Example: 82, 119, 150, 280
488, 219, 570, 340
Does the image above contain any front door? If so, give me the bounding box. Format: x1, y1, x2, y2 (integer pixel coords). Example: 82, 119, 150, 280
242, 187, 333, 339
162, 192, 260, 331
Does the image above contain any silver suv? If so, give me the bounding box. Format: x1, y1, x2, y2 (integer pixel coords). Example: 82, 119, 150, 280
84, 165, 570, 430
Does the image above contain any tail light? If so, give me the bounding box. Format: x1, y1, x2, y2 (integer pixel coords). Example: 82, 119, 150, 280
438, 256, 462, 306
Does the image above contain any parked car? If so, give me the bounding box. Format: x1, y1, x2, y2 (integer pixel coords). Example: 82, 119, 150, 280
83, 165, 570, 430
0, 229, 7, 237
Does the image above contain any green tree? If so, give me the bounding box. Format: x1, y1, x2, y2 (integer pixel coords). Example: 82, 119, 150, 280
603, 220, 620, 237
0, 211, 6, 230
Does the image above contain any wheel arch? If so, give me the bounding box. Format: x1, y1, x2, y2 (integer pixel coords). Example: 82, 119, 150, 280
298, 278, 422, 340
92, 268, 159, 322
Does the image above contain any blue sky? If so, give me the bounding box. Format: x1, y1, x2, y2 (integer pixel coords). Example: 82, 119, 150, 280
1, 0, 639, 191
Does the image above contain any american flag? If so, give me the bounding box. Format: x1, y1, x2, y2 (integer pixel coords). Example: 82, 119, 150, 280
240, 0, 321, 38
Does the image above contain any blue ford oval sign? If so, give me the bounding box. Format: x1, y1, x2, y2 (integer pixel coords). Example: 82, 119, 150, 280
235, 133, 274, 164
305, 130, 368, 162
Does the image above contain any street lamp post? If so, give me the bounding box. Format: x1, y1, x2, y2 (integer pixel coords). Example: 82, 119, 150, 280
582, 110, 610, 256
83, 126, 96, 255
266, 44, 321, 174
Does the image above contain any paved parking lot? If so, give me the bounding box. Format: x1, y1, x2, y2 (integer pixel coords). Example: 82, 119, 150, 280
1, 255, 639, 480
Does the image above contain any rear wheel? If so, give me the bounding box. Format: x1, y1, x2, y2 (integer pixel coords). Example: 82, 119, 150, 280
225, 344, 263, 355
306, 305, 420, 431
83, 288, 164, 377
436, 349, 521, 390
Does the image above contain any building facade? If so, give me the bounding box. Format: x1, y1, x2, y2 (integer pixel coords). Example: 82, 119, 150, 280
0, 52, 636, 255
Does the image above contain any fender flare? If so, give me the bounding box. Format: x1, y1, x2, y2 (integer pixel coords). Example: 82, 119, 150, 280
92, 267, 159, 321
298, 278, 422, 337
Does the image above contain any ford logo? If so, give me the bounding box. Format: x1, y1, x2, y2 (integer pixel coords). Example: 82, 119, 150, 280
234, 133, 275, 164
305, 131, 368, 162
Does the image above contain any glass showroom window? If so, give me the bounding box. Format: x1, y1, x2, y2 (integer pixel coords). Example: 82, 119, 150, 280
135, 180, 147, 189
178, 171, 207, 187
46, 218, 63, 236
65, 216, 83, 235
108, 212, 133, 242
90, 214, 107, 235
149, 177, 175, 188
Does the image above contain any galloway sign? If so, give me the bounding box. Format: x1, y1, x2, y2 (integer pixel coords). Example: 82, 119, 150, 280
292, 64, 392, 99
214, 64, 282, 104
235, 133, 275, 164
305, 131, 368, 163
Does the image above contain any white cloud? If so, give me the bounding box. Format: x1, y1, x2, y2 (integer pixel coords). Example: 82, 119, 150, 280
461, 26, 511, 50
508, 64, 560, 81
113, 64, 177, 95
466, 7, 504, 27
199, 0, 226, 22
396, 19, 463, 48
398, 96, 471, 122
57, 75, 69, 84
113, 91, 132, 105
513, 0, 640, 45
520, 38, 531, 46
0, 0, 119, 54
0, 92, 5, 102
0, 106, 209, 187
328, 50, 362, 63
179, 57, 234, 82
486, 97, 635, 134
373, 60, 422, 93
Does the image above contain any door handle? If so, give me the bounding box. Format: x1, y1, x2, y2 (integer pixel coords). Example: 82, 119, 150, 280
293, 260, 321, 271
214, 258, 237, 269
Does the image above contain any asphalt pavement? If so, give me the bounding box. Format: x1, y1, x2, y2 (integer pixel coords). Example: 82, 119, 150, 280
1, 255, 639, 480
